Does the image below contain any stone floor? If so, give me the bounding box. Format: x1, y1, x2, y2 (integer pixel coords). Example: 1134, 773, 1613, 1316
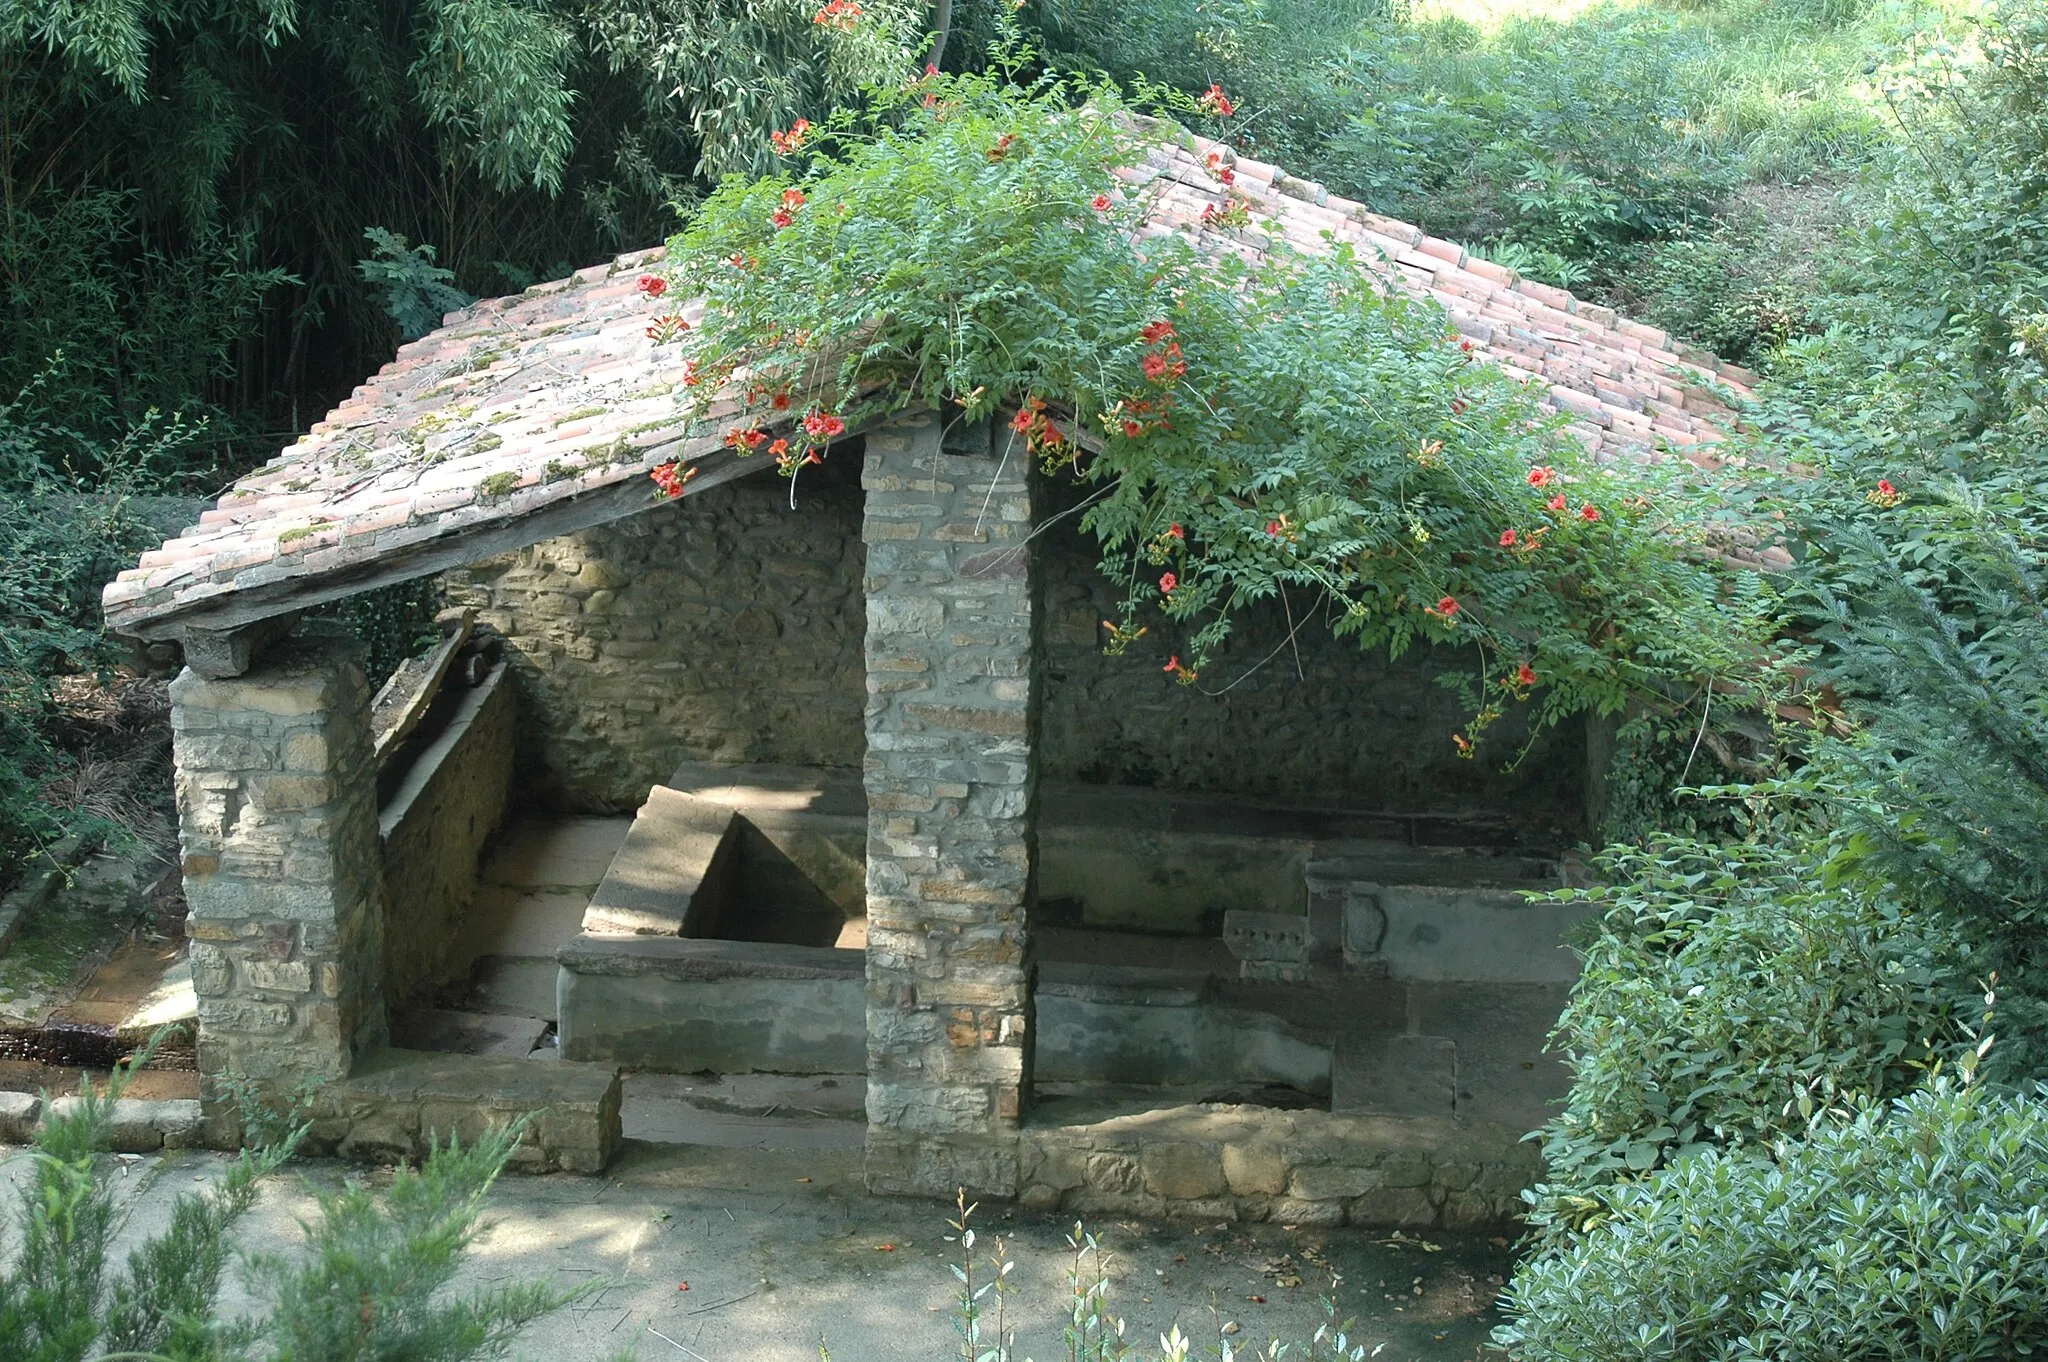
451, 814, 631, 1019
36, 1140, 1518, 1361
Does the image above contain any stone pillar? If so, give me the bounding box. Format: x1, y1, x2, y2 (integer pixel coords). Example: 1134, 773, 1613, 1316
169, 631, 385, 1088
861, 411, 1038, 1198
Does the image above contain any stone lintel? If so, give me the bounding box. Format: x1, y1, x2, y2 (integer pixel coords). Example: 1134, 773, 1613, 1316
178, 611, 302, 679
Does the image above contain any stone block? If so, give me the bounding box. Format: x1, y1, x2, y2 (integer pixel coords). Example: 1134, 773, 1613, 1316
1347, 1186, 1440, 1228
901, 703, 1028, 737
1287, 1163, 1378, 1201
864, 1128, 1019, 1199
1222, 1141, 1288, 1197
283, 732, 331, 770
1223, 912, 1309, 982
1028, 1140, 1088, 1193
188, 941, 232, 996
1435, 1161, 1482, 1192
1332, 1033, 1457, 1117
583, 787, 738, 935
337, 1048, 622, 1174
1140, 1142, 1226, 1200
867, 596, 944, 639
105, 1099, 172, 1152
0, 1091, 41, 1142
1066, 1187, 1169, 1220
1084, 1151, 1141, 1195
155, 1100, 206, 1149
204, 999, 296, 1034
243, 959, 313, 993
1378, 1155, 1435, 1188
866, 1080, 992, 1134
1267, 1197, 1347, 1228
557, 938, 864, 1073
1439, 1188, 1512, 1229
1018, 1183, 1063, 1212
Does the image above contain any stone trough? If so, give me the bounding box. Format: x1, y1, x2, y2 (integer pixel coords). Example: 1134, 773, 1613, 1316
542, 759, 1587, 1222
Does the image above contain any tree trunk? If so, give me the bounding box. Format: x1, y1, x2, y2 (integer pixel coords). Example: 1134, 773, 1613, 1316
927, 0, 954, 71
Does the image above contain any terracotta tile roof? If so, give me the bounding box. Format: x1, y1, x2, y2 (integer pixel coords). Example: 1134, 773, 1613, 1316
104, 129, 1753, 639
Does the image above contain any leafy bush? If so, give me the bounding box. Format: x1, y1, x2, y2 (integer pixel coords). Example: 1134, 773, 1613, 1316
1842, 4, 2048, 436
1623, 209, 1821, 365
1318, 11, 1740, 275
358, 228, 478, 343
0, 1043, 596, 1362
1591, 710, 1751, 847
241, 1129, 584, 1359
1526, 834, 1962, 1208
1496, 1082, 2048, 1361
0, 366, 194, 884
665, 38, 1756, 751
1801, 500, 2048, 1066
0, 189, 287, 469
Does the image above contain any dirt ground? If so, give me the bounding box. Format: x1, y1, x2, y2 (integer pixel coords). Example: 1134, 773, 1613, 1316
19, 1138, 1519, 1361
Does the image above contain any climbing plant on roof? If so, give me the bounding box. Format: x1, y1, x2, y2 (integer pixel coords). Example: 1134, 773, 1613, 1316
657, 24, 1774, 757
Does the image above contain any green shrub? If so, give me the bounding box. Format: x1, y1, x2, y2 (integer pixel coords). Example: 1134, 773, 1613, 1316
358, 227, 478, 343
1624, 209, 1822, 364
0, 365, 194, 884
667, 41, 1755, 749
1325, 11, 1739, 271
1788, 1, 2048, 442
0, 1041, 598, 1362
1496, 1082, 2048, 1361
1592, 710, 1750, 847
243, 1128, 585, 1360
1799, 501, 2048, 1068
1526, 834, 1962, 1209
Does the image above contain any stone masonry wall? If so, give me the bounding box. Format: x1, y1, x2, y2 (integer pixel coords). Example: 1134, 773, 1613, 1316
170, 632, 386, 1086
378, 663, 516, 1008
442, 452, 868, 810
1038, 515, 1582, 816
861, 413, 1037, 1199
1019, 1103, 1540, 1229
449, 453, 1580, 823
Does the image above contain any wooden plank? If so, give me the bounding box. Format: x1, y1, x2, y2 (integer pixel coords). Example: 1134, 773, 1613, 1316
371, 609, 474, 766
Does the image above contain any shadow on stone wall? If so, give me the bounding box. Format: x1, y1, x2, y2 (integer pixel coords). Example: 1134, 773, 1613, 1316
446, 455, 1582, 828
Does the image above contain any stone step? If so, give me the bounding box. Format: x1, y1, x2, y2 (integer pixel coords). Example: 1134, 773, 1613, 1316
622, 1071, 866, 1151
313, 1046, 622, 1173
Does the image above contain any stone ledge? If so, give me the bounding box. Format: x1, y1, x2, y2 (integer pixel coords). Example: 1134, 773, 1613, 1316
558, 933, 861, 982
300, 1047, 622, 1174
1037, 962, 1209, 1007
18, 1096, 208, 1152
1017, 1102, 1538, 1229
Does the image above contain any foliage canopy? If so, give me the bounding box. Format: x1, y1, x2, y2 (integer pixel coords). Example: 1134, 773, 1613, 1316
665, 44, 1762, 750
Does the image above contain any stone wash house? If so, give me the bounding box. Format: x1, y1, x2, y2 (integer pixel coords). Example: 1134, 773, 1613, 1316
104, 130, 1750, 1223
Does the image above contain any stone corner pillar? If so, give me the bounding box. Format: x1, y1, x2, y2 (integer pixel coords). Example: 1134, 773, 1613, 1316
169, 629, 386, 1092
860, 410, 1039, 1200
